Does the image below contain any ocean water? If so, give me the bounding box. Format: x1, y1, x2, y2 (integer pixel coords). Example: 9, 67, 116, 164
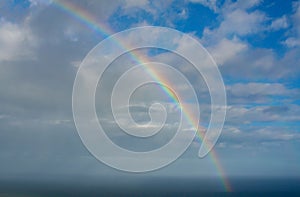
0, 176, 299, 196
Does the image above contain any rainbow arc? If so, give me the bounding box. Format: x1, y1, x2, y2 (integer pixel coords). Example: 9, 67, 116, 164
53, 0, 232, 192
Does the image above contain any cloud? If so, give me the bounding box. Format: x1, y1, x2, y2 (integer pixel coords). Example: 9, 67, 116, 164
209, 9, 265, 38
270, 15, 289, 31
29, 0, 52, 7
284, 1, 300, 47
201, 0, 266, 45
198, 1, 300, 81
123, 0, 149, 9
218, 45, 300, 80
229, 0, 261, 10
208, 37, 247, 65
255, 128, 300, 141
189, 0, 218, 12
0, 0, 299, 180
227, 82, 298, 98
284, 37, 300, 47
226, 104, 300, 124
0, 19, 37, 61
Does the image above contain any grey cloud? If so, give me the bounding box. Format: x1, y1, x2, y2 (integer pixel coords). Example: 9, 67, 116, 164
219, 46, 300, 80
0, 1, 123, 178
226, 82, 299, 103
284, 1, 300, 47
0, 0, 299, 181
262, 105, 289, 114
226, 104, 300, 124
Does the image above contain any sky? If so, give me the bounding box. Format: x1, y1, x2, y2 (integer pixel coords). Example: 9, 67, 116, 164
0, 0, 300, 194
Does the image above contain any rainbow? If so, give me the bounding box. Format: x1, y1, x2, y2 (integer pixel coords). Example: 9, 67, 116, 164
52, 0, 232, 192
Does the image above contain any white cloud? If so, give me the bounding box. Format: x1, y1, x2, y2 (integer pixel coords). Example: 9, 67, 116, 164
230, 0, 261, 10
29, 0, 52, 7
217, 9, 266, 36
292, 1, 300, 34
198, 0, 268, 73
201, 0, 266, 46
178, 8, 188, 19
0, 19, 37, 61
198, 1, 300, 80
218, 46, 298, 80
189, 0, 261, 13
123, 0, 149, 9
284, 37, 300, 47
208, 38, 247, 65
217, 142, 227, 148
270, 15, 289, 31
255, 128, 300, 141
189, 0, 218, 12
226, 104, 300, 124
63, 27, 79, 42
284, 2, 300, 47
227, 82, 297, 97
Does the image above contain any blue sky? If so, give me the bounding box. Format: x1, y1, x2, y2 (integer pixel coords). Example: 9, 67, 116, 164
0, 0, 300, 193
